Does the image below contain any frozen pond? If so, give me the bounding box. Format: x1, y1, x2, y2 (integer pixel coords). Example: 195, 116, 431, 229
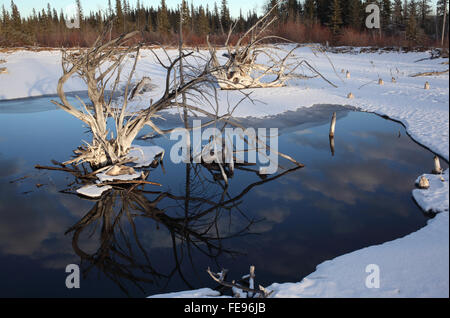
0, 97, 447, 297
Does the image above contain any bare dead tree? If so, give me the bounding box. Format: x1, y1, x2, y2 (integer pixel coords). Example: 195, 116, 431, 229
207, 266, 273, 298
52, 23, 227, 169
52, 27, 143, 168
52, 13, 307, 177
207, 4, 337, 90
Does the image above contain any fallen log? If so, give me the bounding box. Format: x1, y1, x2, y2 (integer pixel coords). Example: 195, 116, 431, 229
410, 69, 449, 77
98, 179, 162, 187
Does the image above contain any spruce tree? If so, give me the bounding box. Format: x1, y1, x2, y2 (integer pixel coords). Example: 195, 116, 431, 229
406, 0, 418, 43
393, 0, 404, 29
1, 5, 11, 40
75, 0, 83, 23
196, 5, 209, 35
212, 2, 220, 33
348, 0, 363, 29
316, 0, 332, 25
286, 0, 299, 22
381, 0, 392, 29
180, 0, 190, 29
157, 0, 170, 34
265, 0, 279, 28
437, 0, 448, 45
221, 0, 230, 32
418, 0, 431, 27
115, 0, 124, 32
303, 0, 315, 22
10, 0, 20, 29
329, 0, 343, 37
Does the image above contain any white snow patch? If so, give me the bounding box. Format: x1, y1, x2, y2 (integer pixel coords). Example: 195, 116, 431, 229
127, 145, 164, 168
149, 288, 226, 298
96, 170, 142, 182
413, 169, 449, 213
76, 184, 112, 198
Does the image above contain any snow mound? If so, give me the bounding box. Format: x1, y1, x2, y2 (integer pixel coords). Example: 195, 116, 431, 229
127, 145, 164, 168
76, 184, 112, 198
149, 288, 225, 298
413, 169, 449, 213
96, 170, 142, 182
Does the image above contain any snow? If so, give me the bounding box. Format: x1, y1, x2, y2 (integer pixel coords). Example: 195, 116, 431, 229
76, 184, 112, 198
94, 145, 164, 182
96, 170, 142, 183
0, 50, 84, 100
127, 144, 164, 168
413, 169, 449, 214
149, 288, 226, 299
0, 46, 448, 298
1, 46, 447, 158
267, 211, 449, 298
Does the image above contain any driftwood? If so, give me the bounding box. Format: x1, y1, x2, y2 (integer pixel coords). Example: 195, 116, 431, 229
52, 24, 224, 168
410, 69, 449, 77
128, 76, 153, 100
35, 162, 161, 186
329, 112, 337, 137
207, 267, 273, 298
35, 164, 82, 174
98, 179, 161, 187
329, 135, 335, 156
432, 156, 443, 174
417, 176, 430, 189
51, 13, 305, 180
206, 3, 336, 90
51, 23, 239, 168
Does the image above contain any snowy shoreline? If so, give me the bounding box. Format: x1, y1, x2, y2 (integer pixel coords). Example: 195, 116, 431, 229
1, 46, 448, 297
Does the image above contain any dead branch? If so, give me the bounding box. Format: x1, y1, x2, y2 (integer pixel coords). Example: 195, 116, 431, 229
409, 69, 449, 77
207, 267, 273, 298
98, 179, 162, 187
206, 3, 336, 90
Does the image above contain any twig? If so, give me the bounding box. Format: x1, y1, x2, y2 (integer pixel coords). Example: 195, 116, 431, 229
98, 180, 162, 187
409, 69, 449, 77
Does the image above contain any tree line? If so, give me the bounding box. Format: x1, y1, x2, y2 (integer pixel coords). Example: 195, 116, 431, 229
0, 0, 448, 48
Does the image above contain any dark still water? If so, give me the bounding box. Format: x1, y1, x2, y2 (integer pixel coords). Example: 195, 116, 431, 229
0, 98, 446, 297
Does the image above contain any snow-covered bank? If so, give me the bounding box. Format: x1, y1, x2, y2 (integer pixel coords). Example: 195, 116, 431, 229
268, 211, 449, 298
151, 213, 449, 298
1, 46, 448, 298
413, 169, 449, 214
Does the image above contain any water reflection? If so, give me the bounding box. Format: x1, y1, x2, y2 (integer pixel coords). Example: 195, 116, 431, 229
0, 101, 446, 297
62, 161, 301, 296
329, 135, 335, 156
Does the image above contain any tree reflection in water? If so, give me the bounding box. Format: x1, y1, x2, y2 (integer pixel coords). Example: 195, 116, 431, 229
63, 160, 301, 296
